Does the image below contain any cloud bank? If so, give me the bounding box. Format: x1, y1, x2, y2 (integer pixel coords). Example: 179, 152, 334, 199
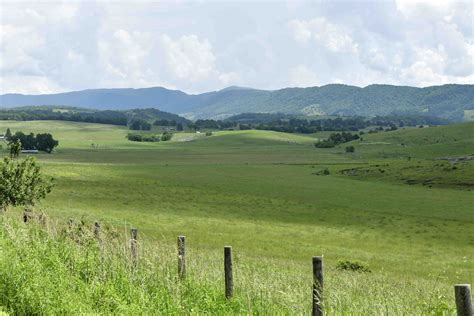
1, 0, 473, 94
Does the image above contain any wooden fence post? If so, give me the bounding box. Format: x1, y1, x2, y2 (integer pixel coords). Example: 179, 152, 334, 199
130, 228, 138, 266
312, 256, 324, 316
178, 236, 186, 279
224, 246, 233, 299
23, 210, 31, 223
94, 222, 101, 239
454, 284, 472, 316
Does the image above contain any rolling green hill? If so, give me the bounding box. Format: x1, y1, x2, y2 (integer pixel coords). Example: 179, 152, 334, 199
356, 121, 474, 158
0, 120, 473, 314
326, 122, 474, 189
2, 84, 473, 121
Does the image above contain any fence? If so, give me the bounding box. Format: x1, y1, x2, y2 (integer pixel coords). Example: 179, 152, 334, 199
23, 214, 473, 315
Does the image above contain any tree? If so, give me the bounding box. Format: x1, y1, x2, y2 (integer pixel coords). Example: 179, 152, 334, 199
5, 128, 12, 140
8, 132, 58, 153
9, 140, 22, 159
0, 156, 54, 212
130, 119, 151, 131
36, 133, 59, 153
9, 132, 36, 150
176, 123, 184, 131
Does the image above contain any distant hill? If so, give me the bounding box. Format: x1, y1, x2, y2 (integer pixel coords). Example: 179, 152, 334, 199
1, 84, 473, 121
0, 106, 190, 126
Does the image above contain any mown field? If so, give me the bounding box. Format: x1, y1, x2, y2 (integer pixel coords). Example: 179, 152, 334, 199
0, 120, 473, 314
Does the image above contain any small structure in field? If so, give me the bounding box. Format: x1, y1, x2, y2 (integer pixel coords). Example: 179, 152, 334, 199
21, 149, 39, 154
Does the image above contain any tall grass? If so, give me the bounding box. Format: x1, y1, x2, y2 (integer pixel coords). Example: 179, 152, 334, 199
0, 214, 461, 315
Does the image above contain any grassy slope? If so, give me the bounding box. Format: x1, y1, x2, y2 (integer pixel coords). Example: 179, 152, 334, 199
333, 122, 474, 189
356, 122, 474, 158
0, 120, 473, 314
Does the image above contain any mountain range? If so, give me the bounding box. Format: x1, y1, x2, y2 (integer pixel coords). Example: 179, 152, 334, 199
1, 84, 473, 121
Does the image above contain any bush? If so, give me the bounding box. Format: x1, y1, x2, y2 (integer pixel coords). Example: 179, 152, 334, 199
312, 168, 330, 176
314, 132, 359, 148
336, 260, 371, 273
314, 140, 335, 148
142, 135, 161, 142
345, 146, 355, 153
126, 133, 143, 142
0, 156, 54, 212
127, 133, 160, 142
161, 132, 173, 141
205, 132, 213, 137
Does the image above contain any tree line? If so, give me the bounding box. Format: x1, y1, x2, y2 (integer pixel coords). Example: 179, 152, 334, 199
189, 114, 449, 134
0, 107, 190, 130
0, 108, 128, 126
126, 131, 173, 142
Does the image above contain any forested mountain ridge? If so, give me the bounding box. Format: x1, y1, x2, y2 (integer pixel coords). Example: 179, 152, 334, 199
1, 84, 473, 121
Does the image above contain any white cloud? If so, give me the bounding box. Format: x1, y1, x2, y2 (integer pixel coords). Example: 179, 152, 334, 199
218, 72, 241, 86
287, 20, 312, 43
0, 75, 64, 95
99, 29, 151, 81
288, 18, 357, 53
288, 65, 319, 87
288, 1, 473, 88
395, 0, 454, 16
160, 34, 217, 82
0, 1, 472, 94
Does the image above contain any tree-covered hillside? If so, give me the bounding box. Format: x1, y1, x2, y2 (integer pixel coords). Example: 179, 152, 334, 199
0, 106, 190, 126
1, 84, 473, 121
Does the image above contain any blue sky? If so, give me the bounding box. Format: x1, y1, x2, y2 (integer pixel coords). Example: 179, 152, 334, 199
1, 0, 473, 94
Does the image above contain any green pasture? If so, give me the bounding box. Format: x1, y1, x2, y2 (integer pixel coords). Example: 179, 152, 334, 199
0, 120, 473, 314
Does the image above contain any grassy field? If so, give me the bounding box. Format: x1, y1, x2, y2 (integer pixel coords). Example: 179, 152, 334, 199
0, 120, 473, 314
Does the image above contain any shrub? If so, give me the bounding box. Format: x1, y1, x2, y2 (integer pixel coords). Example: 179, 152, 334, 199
142, 135, 161, 142
314, 140, 335, 148
315, 132, 359, 148
0, 156, 54, 212
126, 133, 143, 142
205, 131, 213, 136
312, 168, 330, 176
127, 133, 160, 142
345, 146, 355, 153
161, 132, 173, 141
336, 260, 371, 273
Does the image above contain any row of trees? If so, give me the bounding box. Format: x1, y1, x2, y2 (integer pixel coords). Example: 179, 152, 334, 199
0, 108, 190, 129
250, 115, 447, 134
4, 129, 59, 153
0, 108, 128, 126
129, 119, 152, 131
126, 132, 173, 142
185, 115, 449, 134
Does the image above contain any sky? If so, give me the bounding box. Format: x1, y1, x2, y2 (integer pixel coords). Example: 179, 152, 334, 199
0, 0, 473, 95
